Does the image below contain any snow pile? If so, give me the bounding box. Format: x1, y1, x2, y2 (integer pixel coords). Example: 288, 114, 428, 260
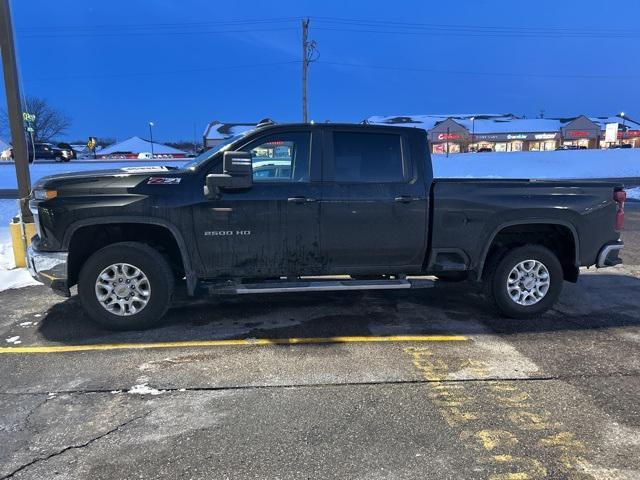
627, 187, 640, 200
5, 336, 21, 344
0, 199, 40, 292
433, 149, 640, 180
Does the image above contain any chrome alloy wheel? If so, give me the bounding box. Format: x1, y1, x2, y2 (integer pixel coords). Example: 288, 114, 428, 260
506, 260, 550, 306
95, 263, 151, 316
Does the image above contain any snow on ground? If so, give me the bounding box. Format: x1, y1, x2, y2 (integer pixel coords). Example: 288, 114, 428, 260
0, 199, 40, 291
627, 187, 640, 200
432, 148, 640, 179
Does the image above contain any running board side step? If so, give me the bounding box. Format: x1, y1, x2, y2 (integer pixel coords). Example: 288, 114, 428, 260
205, 278, 434, 295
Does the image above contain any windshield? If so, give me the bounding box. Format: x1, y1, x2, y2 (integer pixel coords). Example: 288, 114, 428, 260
182, 132, 252, 169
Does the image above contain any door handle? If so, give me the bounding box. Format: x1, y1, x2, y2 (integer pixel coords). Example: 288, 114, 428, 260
287, 196, 316, 204
394, 196, 413, 203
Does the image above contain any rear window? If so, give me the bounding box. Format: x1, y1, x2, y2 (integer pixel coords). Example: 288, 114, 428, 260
332, 132, 406, 183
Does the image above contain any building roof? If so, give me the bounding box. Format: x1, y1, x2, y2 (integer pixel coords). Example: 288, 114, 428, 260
367, 113, 636, 135
98, 136, 186, 156
204, 121, 256, 141
457, 118, 563, 134
588, 115, 640, 131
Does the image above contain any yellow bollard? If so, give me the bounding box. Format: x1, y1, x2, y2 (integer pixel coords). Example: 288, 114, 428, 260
9, 220, 36, 268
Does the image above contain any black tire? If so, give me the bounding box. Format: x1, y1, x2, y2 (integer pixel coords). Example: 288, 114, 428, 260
54, 156, 63, 162
78, 242, 174, 330
484, 245, 563, 319
435, 272, 468, 282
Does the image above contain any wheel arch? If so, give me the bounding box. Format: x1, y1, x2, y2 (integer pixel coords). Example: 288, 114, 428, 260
476, 220, 580, 282
64, 216, 196, 294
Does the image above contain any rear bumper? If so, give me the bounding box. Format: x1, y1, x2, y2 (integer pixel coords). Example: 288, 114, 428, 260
596, 241, 624, 268
26, 246, 71, 297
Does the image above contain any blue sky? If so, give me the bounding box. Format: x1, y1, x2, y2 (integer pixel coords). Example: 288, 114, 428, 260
3, 0, 640, 142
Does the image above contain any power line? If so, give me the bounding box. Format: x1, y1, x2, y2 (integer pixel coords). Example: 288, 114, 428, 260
17, 17, 303, 32
312, 26, 640, 39
311, 16, 640, 36
19, 26, 299, 39
318, 61, 640, 80
23, 60, 300, 83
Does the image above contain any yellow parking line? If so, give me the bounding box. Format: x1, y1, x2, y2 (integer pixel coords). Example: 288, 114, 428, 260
0, 335, 467, 354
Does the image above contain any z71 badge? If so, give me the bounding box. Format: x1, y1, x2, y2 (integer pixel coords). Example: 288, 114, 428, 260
147, 177, 181, 185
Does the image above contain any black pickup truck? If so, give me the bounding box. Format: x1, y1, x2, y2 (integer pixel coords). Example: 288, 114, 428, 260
27, 122, 626, 330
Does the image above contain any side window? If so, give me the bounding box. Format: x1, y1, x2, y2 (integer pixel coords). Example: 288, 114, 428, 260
333, 132, 406, 183
243, 132, 311, 182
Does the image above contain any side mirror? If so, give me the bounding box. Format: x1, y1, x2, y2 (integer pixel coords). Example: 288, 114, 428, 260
204, 151, 253, 199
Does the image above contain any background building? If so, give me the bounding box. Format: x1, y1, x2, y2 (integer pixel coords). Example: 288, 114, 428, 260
366, 113, 640, 153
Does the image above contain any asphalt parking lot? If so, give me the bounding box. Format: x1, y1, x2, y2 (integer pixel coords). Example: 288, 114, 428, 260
1, 207, 639, 479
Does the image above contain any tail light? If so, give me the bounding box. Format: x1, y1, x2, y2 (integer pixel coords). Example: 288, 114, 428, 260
614, 189, 626, 231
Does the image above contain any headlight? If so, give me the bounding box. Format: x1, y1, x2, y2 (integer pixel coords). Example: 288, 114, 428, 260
33, 189, 57, 200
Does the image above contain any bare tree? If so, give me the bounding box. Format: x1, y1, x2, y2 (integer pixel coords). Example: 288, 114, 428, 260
24, 96, 71, 141
1, 95, 71, 142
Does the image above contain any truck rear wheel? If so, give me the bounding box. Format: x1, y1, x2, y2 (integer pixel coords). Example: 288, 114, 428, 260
485, 245, 563, 319
78, 242, 174, 330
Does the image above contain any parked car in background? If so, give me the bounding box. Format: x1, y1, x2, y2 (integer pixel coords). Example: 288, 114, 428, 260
57, 143, 77, 160
25, 142, 73, 162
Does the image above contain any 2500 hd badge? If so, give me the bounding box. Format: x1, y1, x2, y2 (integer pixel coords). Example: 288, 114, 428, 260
204, 230, 252, 236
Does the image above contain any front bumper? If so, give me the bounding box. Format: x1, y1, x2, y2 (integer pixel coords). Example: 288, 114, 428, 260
26, 246, 70, 297
596, 241, 624, 268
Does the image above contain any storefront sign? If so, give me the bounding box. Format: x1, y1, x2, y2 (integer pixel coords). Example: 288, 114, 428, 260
625, 130, 640, 138
474, 132, 558, 142
605, 123, 619, 143
568, 130, 590, 138
534, 133, 557, 140
437, 133, 463, 140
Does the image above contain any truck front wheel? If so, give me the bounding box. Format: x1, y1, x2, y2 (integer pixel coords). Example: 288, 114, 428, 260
485, 245, 563, 319
78, 242, 174, 330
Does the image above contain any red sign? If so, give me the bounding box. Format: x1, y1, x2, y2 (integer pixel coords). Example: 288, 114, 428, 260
625, 130, 640, 138
568, 130, 590, 138
437, 133, 462, 141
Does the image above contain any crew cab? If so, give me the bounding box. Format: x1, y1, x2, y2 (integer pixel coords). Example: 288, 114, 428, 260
27, 122, 626, 330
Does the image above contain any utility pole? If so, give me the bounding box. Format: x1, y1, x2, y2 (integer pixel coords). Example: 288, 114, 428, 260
0, 0, 32, 222
301, 18, 318, 123
301, 18, 309, 123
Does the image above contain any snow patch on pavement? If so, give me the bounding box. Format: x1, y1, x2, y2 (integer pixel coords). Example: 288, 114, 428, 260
128, 383, 166, 396
5, 336, 21, 344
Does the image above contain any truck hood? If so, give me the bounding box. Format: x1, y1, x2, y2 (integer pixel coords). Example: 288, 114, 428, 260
33, 165, 182, 190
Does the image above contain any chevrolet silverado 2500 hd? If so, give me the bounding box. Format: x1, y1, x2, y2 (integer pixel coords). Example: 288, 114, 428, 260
27, 122, 626, 329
